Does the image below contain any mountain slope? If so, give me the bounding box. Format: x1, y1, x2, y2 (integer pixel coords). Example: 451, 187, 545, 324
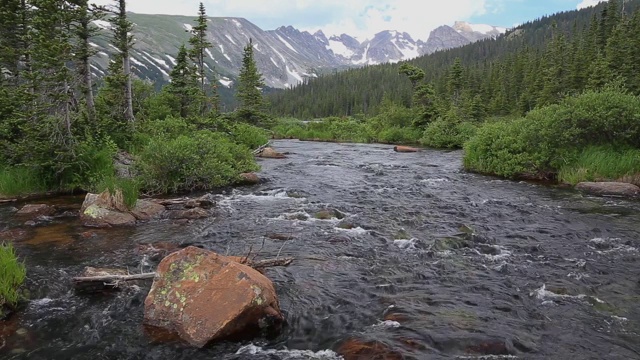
88, 13, 503, 91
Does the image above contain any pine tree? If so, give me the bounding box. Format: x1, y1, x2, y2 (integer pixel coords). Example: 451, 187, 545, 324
106, 0, 135, 123
188, 2, 214, 115
167, 44, 199, 118
74, 1, 102, 123
237, 38, 265, 114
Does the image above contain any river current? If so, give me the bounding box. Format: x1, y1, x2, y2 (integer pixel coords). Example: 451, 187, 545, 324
1, 139, 639, 359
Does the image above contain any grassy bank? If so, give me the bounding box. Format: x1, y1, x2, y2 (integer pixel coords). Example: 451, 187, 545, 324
558, 146, 640, 186
0, 166, 48, 198
0, 243, 26, 318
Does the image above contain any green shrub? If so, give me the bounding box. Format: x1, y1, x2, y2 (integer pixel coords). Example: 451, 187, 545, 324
558, 146, 640, 185
463, 89, 640, 179
0, 166, 47, 196
137, 130, 259, 193
0, 243, 26, 316
230, 123, 270, 149
376, 127, 422, 144
421, 118, 477, 149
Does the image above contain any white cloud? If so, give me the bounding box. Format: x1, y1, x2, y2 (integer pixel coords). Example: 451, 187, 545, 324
577, 0, 605, 9
93, 0, 491, 40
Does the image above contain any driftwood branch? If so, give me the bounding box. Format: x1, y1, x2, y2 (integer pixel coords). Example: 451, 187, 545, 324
250, 257, 294, 269
72, 257, 294, 292
252, 141, 271, 155
73, 272, 156, 284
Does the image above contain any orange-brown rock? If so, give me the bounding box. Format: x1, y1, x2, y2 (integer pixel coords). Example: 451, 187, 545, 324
143, 246, 284, 348
257, 147, 287, 159
16, 204, 56, 217
393, 146, 419, 153
337, 339, 403, 360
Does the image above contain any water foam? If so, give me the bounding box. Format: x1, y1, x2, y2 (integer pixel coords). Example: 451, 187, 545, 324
236, 344, 343, 359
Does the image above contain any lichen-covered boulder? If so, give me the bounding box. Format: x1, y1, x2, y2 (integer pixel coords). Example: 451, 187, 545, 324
143, 246, 284, 347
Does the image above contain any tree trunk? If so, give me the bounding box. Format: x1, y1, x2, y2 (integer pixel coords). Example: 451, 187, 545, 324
83, 26, 96, 122
123, 54, 134, 123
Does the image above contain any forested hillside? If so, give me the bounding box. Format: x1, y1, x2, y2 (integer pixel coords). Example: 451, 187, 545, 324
268, 0, 640, 118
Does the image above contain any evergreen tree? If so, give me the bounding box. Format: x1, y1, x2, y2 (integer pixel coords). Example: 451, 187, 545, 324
237, 38, 265, 115
73, 0, 102, 123
188, 1, 215, 116
105, 0, 135, 123
167, 44, 199, 118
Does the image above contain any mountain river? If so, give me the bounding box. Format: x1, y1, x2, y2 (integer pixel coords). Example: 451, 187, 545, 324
1, 139, 639, 359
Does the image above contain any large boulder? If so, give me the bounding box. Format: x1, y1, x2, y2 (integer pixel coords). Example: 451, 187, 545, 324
143, 246, 284, 347
257, 147, 286, 159
576, 182, 639, 197
80, 190, 136, 227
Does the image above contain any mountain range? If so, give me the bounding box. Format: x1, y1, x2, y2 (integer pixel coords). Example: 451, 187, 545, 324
88, 13, 506, 90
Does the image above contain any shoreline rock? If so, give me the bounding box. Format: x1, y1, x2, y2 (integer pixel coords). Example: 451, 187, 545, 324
575, 181, 639, 198
393, 145, 419, 153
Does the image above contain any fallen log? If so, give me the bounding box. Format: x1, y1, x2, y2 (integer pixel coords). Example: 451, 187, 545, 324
253, 141, 272, 155
72, 257, 294, 292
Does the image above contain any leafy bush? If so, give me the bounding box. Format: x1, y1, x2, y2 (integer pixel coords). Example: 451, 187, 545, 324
230, 123, 270, 150
0, 243, 26, 316
463, 89, 640, 179
421, 117, 477, 149
137, 130, 259, 193
376, 127, 422, 144
558, 146, 640, 185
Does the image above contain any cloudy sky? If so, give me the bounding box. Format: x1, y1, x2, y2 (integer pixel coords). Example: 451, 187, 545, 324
94, 0, 606, 40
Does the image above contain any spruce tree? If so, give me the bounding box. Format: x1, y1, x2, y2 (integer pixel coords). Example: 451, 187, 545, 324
107, 0, 135, 123
188, 2, 213, 111
237, 38, 265, 116
73, 0, 102, 123
167, 44, 199, 118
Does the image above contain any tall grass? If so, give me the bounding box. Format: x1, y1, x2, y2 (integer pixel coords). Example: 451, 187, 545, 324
93, 177, 140, 209
0, 243, 26, 314
558, 146, 640, 185
0, 166, 47, 197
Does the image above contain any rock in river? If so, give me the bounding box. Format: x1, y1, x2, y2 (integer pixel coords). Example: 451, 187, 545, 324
575, 181, 639, 197
143, 246, 284, 347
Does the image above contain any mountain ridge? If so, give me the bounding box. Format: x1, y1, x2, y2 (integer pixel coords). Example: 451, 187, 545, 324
88, 13, 504, 90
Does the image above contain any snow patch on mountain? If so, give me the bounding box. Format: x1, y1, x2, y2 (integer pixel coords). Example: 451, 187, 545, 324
276, 34, 299, 53
328, 40, 354, 58
183, 23, 193, 32
92, 20, 111, 30
166, 54, 176, 65
219, 78, 233, 87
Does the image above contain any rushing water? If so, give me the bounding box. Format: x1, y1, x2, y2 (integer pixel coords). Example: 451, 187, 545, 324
1, 139, 639, 360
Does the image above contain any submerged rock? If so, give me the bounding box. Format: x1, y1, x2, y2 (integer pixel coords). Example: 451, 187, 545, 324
337, 338, 403, 360
130, 200, 165, 221
143, 246, 284, 347
15, 204, 56, 218
576, 182, 639, 197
